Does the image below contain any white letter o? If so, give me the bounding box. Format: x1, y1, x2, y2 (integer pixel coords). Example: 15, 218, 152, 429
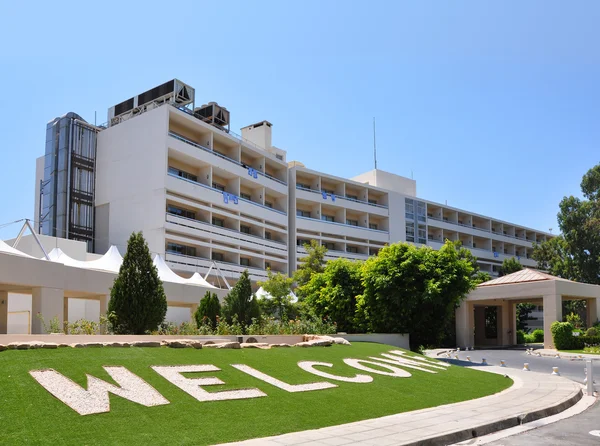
298, 361, 373, 383
343, 359, 411, 377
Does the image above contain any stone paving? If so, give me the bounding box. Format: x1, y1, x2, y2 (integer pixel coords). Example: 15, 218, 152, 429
218, 366, 582, 446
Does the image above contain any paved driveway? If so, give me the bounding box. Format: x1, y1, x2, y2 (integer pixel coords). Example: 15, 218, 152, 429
439, 348, 599, 385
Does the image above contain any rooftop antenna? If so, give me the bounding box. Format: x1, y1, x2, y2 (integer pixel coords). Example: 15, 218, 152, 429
373, 117, 377, 170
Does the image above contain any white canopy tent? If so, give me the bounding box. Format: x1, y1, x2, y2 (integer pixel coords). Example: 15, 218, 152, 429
255, 286, 298, 303
0, 240, 37, 258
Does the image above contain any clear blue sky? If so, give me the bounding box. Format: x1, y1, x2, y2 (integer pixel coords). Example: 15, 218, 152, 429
0, 1, 598, 240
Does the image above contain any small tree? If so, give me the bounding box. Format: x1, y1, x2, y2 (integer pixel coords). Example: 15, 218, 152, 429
294, 240, 327, 298
259, 270, 295, 320
222, 270, 260, 326
108, 232, 167, 334
194, 291, 221, 329
303, 258, 363, 332
499, 257, 523, 276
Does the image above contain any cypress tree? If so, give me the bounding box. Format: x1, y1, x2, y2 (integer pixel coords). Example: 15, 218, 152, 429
194, 291, 221, 329
108, 232, 167, 334
222, 270, 260, 326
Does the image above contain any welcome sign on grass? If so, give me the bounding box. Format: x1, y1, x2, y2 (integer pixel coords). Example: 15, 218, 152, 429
0, 343, 511, 446
30, 349, 449, 416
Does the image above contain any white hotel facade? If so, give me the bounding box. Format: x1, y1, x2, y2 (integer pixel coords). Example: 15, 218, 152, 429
35, 79, 553, 286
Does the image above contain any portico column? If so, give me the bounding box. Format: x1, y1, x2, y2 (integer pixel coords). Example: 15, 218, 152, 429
543, 294, 562, 349
500, 300, 512, 346
456, 300, 474, 348
587, 298, 598, 328
31, 287, 65, 334
99, 295, 109, 334
0, 291, 8, 334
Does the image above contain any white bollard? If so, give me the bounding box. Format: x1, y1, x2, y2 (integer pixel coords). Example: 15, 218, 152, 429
523, 363, 530, 371
500, 360, 506, 367
481, 358, 487, 365
552, 367, 560, 376
587, 361, 594, 396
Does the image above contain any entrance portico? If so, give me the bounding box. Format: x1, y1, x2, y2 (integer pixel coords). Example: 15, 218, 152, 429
456, 269, 600, 349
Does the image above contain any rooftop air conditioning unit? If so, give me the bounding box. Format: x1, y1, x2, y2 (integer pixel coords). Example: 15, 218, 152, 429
194, 102, 230, 133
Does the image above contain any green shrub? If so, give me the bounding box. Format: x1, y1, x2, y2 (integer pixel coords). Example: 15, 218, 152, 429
551, 321, 574, 349
586, 327, 598, 337
566, 312, 584, 329
516, 330, 526, 344
524, 333, 536, 343
532, 329, 544, 343
194, 291, 221, 329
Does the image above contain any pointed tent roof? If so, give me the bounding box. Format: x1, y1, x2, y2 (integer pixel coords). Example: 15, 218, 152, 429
478, 268, 573, 287
153, 255, 217, 288
0, 239, 36, 258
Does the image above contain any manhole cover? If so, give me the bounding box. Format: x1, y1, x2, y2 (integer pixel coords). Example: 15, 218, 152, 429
590, 430, 600, 437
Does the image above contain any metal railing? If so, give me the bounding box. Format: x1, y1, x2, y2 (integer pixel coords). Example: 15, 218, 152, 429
296, 215, 389, 234
166, 213, 288, 251
169, 131, 287, 186
295, 185, 389, 209
167, 172, 287, 216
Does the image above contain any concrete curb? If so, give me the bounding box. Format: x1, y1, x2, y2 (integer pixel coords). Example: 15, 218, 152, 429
400, 388, 583, 446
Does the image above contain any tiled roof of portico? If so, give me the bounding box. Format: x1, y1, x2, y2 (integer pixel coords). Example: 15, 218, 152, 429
478, 268, 573, 287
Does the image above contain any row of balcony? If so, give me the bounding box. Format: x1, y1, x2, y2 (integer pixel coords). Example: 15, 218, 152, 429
168, 170, 287, 216
295, 185, 388, 209
169, 131, 287, 186
426, 214, 549, 243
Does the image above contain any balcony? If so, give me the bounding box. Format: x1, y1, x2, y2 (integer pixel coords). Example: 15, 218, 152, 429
165, 252, 283, 282
169, 131, 287, 186
166, 213, 288, 254
168, 171, 287, 216
295, 185, 388, 210
428, 216, 539, 245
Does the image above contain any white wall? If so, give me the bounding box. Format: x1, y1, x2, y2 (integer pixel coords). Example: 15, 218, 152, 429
95, 106, 169, 256
352, 169, 416, 197
166, 306, 193, 325
5, 234, 90, 260
8, 293, 31, 334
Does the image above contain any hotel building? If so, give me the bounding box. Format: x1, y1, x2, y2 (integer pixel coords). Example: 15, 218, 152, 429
34, 79, 553, 286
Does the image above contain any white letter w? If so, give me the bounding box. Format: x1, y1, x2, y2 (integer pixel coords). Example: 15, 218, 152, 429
30, 367, 169, 415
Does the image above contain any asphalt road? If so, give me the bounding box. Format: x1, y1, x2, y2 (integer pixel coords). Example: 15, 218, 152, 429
439, 347, 598, 384
442, 348, 600, 445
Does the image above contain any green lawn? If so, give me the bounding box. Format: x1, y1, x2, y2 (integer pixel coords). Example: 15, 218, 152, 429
0, 342, 511, 445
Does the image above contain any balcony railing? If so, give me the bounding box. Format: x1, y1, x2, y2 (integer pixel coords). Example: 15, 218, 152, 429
428, 216, 539, 243
295, 185, 388, 209
296, 215, 389, 234
168, 172, 287, 216
165, 252, 286, 277
168, 131, 287, 186
166, 213, 288, 252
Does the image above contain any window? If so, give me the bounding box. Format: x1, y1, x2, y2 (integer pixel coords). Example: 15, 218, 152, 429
240, 192, 252, 200
240, 225, 251, 234
297, 183, 311, 190
369, 248, 380, 256
212, 217, 224, 227
417, 225, 426, 244
417, 201, 426, 222
369, 223, 378, 230
323, 242, 335, 250
406, 221, 415, 242
265, 262, 271, 269
296, 210, 311, 218
368, 198, 378, 205
405, 199, 414, 220
167, 205, 195, 220
346, 219, 358, 226
346, 246, 358, 253
276, 154, 283, 160
297, 238, 309, 246
264, 201, 273, 208
322, 188, 335, 194
240, 258, 250, 267
212, 252, 224, 262
321, 215, 335, 222
168, 167, 197, 183
265, 231, 272, 240
166, 242, 196, 257
346, 194, 358, 200
212, 182, 225, 192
